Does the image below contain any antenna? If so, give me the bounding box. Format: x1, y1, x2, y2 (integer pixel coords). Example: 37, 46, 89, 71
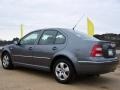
73, 14, 85, 30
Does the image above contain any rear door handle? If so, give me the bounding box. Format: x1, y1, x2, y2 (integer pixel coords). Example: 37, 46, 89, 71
28, 47, 33, 50
52, 47, 57, 51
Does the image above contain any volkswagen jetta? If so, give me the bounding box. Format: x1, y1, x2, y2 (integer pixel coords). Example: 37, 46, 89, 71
0, 28, 119, 83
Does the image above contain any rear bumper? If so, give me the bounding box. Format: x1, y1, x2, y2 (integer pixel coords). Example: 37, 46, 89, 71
76, 60, 119, 75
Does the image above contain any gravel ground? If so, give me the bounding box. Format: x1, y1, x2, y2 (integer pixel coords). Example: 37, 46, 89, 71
0, 59, 120, 90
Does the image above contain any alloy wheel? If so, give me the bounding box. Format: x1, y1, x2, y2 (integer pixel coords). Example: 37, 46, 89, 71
2, 55, 9, 68
55, 62, 70, 81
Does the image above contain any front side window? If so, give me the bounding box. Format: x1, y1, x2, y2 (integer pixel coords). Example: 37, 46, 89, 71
39, 30, 57, 45
20, 31, 39, 45
55, 32, 66, 44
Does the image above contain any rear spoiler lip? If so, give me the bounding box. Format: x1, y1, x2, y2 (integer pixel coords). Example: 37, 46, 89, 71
98, 40, 116, 48
99, 40, 111, 43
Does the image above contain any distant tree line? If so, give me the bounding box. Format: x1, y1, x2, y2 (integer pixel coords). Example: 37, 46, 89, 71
94, 33, 120, 49
0, 37, 19, 46
0, 33, 120, 49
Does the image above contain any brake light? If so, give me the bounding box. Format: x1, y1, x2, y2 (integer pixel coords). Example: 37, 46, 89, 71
91, 44, 103, 57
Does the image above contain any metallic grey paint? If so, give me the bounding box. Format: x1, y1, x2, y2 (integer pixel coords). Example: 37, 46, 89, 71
1, 28, 119, 75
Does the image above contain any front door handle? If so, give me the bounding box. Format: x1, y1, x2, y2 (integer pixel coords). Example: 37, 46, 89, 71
28, 47, 32, 50
52, 47, 57, 51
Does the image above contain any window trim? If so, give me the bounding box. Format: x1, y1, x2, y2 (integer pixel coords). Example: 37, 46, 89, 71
19, 31, 41, 45
38, 30, 66, 45
54, 31, 66, 44
38, 30, 58, 45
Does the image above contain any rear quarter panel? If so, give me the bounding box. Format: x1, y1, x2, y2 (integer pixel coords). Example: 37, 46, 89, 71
66, 34, 99, 61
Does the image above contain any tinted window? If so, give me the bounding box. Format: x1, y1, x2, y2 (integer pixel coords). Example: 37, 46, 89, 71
20, 31, 39, 45
55, 32, 66, 44
39, 30, 57, 45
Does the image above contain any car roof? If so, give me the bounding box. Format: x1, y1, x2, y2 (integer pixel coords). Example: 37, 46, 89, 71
34, 28, 75, 34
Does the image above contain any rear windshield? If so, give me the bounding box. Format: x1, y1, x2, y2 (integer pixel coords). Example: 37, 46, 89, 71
74, 31, 99, 41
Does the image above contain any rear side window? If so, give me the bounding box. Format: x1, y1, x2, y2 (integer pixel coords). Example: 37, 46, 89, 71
39, 30, 57, 45
55, 32, 66, 44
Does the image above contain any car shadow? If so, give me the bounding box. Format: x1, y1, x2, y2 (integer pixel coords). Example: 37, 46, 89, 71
0, 65, 117, 90
15, 66, 53, 79
14, 66, 114, 85
71, 74, 117, 90
75, 75, 112, 84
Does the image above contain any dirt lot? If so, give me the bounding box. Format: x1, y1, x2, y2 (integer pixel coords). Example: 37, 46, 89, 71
0, 59, 120, 90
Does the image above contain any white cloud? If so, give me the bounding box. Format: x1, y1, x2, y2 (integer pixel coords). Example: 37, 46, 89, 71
0, 0, 120, 40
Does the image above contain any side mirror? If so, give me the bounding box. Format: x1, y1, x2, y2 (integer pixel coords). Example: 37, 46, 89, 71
13, 38, 19, 45
13, 40, 19, 45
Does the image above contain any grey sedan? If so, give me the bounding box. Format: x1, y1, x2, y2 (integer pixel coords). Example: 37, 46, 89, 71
0, 28, 119, 83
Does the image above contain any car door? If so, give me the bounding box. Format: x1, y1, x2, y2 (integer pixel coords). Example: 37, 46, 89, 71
32, 30, 67, 68
12, 31, 40, 64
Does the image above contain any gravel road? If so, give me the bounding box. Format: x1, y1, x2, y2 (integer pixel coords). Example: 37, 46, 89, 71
0, 59, 120, 90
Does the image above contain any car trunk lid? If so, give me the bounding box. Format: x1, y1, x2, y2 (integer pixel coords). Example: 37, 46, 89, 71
99, 41, 116, 58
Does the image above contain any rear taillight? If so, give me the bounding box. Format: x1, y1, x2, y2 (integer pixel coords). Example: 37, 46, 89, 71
91, 44, 103, 57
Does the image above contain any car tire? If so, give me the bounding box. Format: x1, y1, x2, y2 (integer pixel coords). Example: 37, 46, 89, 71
1, 52, 14, 69
53, 58, 76, 84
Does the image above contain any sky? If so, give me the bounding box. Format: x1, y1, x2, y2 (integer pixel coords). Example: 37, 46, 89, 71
0, 0, 120, 40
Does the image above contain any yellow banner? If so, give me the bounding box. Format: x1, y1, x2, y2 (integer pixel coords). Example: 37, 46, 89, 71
87, 18, 94, 36
20, 24, 24, 38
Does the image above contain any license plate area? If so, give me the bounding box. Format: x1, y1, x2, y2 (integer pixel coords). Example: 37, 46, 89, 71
108, 49, 114, 56
101, 42, 116, 58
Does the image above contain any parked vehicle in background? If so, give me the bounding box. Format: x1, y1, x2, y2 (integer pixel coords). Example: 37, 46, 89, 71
0, 28, 119, 84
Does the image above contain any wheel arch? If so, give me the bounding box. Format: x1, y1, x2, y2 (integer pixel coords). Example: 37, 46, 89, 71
1, 49, 14, 69
50, 54, 77, 73
1, 50, 11, 59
